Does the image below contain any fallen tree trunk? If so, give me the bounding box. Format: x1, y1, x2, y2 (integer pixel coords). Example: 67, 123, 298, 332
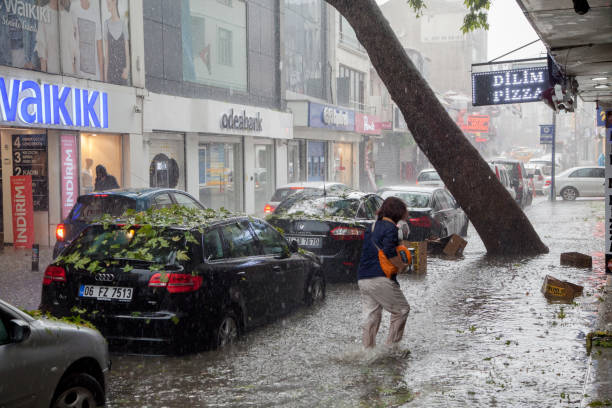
326, 0, 548, 255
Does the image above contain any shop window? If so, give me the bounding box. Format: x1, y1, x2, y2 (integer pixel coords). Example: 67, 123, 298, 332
333, 142, 352, 187
80, 133, 122, 194
198, 142, 242, 212
254, 144, 275, 214
150, 153, 180, 189
148, 135, 185, 190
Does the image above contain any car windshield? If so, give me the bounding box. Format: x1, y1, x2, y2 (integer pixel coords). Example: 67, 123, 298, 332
271, 187, 319, 202
418, 171, 440, 181
380, 190, 431, 208
62, 225, 185, 264
275, 195, 360, 218
69, 195, 137, 222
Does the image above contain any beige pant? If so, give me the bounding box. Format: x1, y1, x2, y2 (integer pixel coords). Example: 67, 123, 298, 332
358, 277, 410, 348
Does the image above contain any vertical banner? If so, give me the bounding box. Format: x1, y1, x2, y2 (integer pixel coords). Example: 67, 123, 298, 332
606, 111, 612, 273
11, 176, 34, 249
61, 135, 78, 219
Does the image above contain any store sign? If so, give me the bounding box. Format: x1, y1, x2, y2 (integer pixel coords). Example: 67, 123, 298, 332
539, 125, 554, 144
376, 121, 393, 131
355, 113, 380, 135
598, 107, 607, 127
472, 66, 549, 106
10, 175, 34, 248
309, 103, 355, 131
0, 76, 109, 129
220, 109, 263, 132
60, 135, 78, 219
459, 114, 490, 133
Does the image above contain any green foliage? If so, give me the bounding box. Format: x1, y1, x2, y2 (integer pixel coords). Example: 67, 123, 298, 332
23, 309, 97, 330
406, 0, 490, 33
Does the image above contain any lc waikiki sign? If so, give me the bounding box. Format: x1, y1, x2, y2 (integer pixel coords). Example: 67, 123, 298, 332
0, 76, 109, 129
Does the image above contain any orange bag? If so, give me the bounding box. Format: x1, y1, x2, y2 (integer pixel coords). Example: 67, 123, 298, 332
371, 219, 412, 279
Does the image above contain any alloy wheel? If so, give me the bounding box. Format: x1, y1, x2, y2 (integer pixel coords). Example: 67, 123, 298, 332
311, 278, 324, 302
562, 187, 577, 201
217, 316, 238, 347
53, 386, 97, 408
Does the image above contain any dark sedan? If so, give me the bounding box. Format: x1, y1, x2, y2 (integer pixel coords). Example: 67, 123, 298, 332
267, 191, 383, 282
53, 188, 204, 258
41, 214, 325, 352
377, 185, 469, 240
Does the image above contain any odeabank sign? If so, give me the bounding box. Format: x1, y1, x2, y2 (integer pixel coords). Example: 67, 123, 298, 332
0, 76, 109, 129
220, 109, 263, 132
472, 67, 550, 106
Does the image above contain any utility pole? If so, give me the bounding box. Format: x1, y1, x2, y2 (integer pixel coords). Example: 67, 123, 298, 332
550, 112, 556, 201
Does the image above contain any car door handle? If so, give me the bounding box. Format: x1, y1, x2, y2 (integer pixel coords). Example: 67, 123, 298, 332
237, 271, 246, 276
272, 266, 282, 273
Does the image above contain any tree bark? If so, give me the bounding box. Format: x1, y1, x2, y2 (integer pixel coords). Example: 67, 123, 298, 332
326, 0, 548, 255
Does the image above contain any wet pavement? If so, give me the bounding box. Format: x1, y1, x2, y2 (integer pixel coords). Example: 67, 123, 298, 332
1, 197, 611, 407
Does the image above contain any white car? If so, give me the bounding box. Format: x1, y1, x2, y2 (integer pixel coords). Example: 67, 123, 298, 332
525, 163, 547, 195
0, 299, 110, 408
545, 166, 604, 200
416, 168, 444, 187
263, 181, 353, 214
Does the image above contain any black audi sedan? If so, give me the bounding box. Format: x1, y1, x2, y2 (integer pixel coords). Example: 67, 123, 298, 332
377, 185, 469, 241
40, 212, 325, 352
267, 190, 383, 282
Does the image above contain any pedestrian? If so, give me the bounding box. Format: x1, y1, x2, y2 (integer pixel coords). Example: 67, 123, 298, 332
357, 196, 411, 349
94, 164, 119, 191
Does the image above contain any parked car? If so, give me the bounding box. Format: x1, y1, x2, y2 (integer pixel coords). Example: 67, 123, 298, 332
0, 299, 109, 408
53, 188, 204, 258
41, 214, 325, 351
489, 163, 516, 201
490, 159, 532, 207
416, 168, 444, 187
545, 166, 605, 200
377, 185, 469, 240
525, 163, 546, 195
267, 190, 382, 282
263, 181, 352, 214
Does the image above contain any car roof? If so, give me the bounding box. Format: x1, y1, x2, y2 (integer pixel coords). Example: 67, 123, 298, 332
79, 187, 190, 200
276, 181, 346, 189
491, 158, 521, 164
417, 168, 438, 173
379, 185, 441, 193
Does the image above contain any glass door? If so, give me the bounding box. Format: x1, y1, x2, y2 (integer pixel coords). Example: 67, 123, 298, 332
254, 143, 275, 214
198, 142, 243, 212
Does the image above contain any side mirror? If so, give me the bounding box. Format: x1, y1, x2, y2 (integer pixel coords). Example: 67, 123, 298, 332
9, 319, 31, 343
289, 240, 299, 253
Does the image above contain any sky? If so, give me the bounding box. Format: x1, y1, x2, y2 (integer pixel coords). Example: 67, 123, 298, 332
376, 0, 547, 62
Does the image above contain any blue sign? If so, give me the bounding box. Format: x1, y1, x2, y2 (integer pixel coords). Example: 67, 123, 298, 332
0, 77, 108, 129
540, 124, 554, 144
308, 102, 355, 131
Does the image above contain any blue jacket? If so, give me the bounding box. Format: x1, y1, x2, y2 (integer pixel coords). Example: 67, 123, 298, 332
358, 219, 399, 282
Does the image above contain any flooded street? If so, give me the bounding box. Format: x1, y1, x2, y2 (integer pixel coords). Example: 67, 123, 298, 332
106, 197, 608, 407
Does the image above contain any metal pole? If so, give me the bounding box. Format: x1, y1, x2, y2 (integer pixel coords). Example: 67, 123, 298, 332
550, 112, 556, 201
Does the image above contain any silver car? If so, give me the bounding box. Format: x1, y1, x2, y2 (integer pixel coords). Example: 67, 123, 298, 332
0, 299, 109, 408
550, 166, 605, 200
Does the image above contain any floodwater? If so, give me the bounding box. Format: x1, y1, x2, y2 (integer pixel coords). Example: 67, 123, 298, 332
107, 198, 608, 407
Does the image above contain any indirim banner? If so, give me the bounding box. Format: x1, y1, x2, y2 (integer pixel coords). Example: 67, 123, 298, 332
606, 110, 612, 273
10, 175, 34, 249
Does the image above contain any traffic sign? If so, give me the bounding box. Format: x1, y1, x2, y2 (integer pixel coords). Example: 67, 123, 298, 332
540, 124, 554, 144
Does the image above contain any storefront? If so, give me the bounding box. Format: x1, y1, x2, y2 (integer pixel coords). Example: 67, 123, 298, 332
287, 101, 361, 189
0, 69, 141, 246
144, 93, 293, 215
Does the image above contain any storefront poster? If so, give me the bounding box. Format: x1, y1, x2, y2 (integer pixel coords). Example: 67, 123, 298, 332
12, 134, 48, 211
10, 175, 34, 248
0, 0, 131, 85
60, 134, 78, 219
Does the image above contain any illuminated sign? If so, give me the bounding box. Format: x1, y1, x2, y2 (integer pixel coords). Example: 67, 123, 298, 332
0, 76, 109, 129
472, 67, 549, 106
309, 103, 355, 131
459, 114, 489, 133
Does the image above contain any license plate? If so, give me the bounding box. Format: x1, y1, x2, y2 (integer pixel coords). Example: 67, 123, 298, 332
79, 285, 133, 301
289, 236, 322, 248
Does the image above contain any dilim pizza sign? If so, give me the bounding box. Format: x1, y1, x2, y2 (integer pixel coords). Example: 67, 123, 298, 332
472, 66, 550, 106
